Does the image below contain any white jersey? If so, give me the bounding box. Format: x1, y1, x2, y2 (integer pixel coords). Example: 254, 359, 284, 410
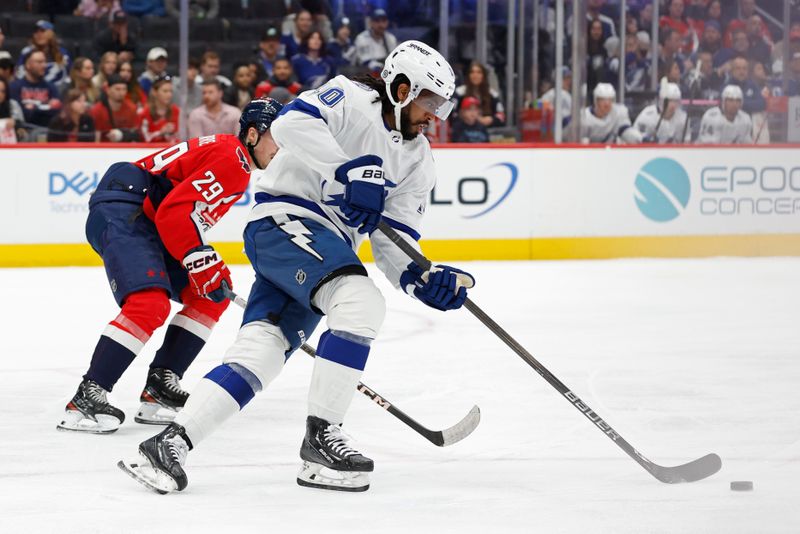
697, 107, 753, 144
633, 104, 690, 144
251, 75, 433, 288
540, 88, 572, 122
580, 104, 642, 144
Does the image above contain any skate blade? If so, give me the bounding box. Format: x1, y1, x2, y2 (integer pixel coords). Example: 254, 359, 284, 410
134, 402, 179, 425
57, 410, 120, 434
117, 453, 178, 495
296, 461, 370, 492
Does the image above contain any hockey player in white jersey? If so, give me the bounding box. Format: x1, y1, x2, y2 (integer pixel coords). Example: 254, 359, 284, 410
580, 83, 642, 144
118, 40, 475, 494
633, 83, 690, 143
698, 85, 753, 144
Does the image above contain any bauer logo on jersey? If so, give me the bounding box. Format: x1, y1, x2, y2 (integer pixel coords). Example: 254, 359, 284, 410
318, 87, 345, 107
634, 158, 691, 222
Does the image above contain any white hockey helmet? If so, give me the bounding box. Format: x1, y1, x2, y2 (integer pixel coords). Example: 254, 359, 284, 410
659, 82, 682, 101
380, 40, 456, 130
721, 84, 744, 101
593, 83, 616, 103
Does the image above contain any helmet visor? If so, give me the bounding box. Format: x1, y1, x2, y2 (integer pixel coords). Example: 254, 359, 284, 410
412, 91, 455, 120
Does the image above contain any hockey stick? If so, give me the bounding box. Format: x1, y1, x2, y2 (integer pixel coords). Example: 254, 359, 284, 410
223, 287, 480, 447
377, 221, 722, 483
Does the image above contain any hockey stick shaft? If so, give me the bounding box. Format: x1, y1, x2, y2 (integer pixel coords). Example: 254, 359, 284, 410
377, 221, 719, 482
222, 286, 478, 446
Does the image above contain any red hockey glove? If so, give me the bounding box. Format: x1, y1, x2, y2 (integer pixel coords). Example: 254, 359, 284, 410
183, 246, 232, 303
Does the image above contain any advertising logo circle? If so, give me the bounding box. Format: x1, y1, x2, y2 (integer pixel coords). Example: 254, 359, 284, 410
634, 158, 690, 222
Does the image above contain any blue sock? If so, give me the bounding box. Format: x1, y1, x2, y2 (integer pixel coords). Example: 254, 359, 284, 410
149, 324, 206, 378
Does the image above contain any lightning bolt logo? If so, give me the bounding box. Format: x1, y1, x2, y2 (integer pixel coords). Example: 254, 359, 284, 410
279, 220, 323, 261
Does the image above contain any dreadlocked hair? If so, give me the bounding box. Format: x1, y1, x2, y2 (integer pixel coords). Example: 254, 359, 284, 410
350, 74, 410, 116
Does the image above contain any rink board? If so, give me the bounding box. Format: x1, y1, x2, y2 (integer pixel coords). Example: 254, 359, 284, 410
1, 143, 799, 266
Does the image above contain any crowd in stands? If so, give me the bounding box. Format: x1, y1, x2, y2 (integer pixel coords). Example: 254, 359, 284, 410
0, 0, 799, 144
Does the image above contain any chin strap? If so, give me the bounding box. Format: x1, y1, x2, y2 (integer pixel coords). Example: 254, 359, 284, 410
246, 133, 265, 170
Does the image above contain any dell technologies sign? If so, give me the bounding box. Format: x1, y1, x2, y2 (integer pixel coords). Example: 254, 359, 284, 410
634, 157, 800, 222
430, 162, 519, 219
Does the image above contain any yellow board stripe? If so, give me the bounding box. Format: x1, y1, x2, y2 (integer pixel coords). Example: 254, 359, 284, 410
2, 234, 800, 267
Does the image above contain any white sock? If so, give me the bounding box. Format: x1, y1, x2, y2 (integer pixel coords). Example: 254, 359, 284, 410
308, 357, 363, 425
174, 378, 240, 447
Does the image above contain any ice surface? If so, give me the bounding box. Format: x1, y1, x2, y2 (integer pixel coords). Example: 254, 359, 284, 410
1, 258, 799, 533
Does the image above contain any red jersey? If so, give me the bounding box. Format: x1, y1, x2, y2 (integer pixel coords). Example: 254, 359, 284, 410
90, 99, 139, 141
136, 134, 252, 260
138, 104, 180, 143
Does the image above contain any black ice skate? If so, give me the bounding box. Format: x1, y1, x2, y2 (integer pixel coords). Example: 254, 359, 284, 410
118, 423, 193, 494
297, 415, 374, 492
135, 368, 189, 425
56, 379, 125, 434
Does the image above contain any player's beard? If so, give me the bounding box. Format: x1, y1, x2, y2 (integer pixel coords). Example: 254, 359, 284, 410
400, 106, 426, 141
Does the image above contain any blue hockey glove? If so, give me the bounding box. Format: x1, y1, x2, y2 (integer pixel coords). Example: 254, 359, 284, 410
332, 155, 387, 234
400, 262, 475, 311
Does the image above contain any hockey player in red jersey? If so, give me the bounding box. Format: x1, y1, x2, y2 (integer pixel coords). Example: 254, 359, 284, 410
57, 98, 283, 434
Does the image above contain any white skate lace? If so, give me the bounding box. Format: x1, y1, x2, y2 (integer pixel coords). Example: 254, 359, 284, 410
160, 369, 184, 394
165, 434, 189, 466
323, 425, 360, 458
86, 382, 109, 405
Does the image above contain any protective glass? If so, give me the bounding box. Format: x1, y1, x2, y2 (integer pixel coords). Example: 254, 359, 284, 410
412, 91, 455, 120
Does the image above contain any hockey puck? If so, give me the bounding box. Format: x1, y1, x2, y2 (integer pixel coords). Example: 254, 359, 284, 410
730, 481, 753, 491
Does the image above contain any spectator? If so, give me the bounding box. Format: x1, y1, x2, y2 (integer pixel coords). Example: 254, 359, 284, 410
0, 53, 15, 82
633, 83, 690, 143
724, 0, 772, 48
637, 3, 654, 36
725, 56, 766, 113
139, 47, 169, 95
61, 57, 99, 104
90, 73, 140, 141
92, 51, 118, 94
770, 22, 800, 73
94, 11, 137, 63
282, 9, 314, 60
223, 63, 254, 110
683, 49, 723, 99
296, 0, 333, 41
660, 58, 682, 85
354, 8, 397, 74
0, 25, 5, 54
74, 0, 122, 21
749, 59, 771, 143
540, 66, 572, 127
587, 19, 610, 98
165, 0, 218, 18
17, 20, 71, 86
291, 30, 334, 89
186, 79, 239, 138
246, 59, 267, 86
0, 77, 25, 143
121, 0, 166, 17
47, 88, 97, 142
715, 27, 748, 69
745, 15, 771, 66
785, 50, 800, 96
625, 32, 651, 91
705, 0, 724, 30
171, 57, 202, 113
258, 27, 284, 79
10, 50, 62, 128
454, 61, 505, 127
659, 0, 700, 54
580, 83, 642, 144
254, 57, 302, 98
267, 85, 293, 105
699, 20, 723, 55
658, 28, 685, 78
569, 0, 616, 41
198, 51, 231, 88
138, 75, 179, 143
698, 84, 752, 143
328, 18, 356, 69
451, 96, 489, 143
118, 60, 147, 109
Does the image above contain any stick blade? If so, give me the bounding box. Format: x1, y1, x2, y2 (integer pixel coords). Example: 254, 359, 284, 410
438, 405, 481, 447
649, 453, 722, 484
